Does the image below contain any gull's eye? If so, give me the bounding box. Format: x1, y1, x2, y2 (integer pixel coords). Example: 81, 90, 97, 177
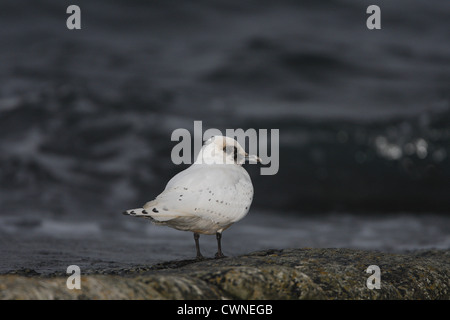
223, 145, 239, 161
224, 145, 234, 153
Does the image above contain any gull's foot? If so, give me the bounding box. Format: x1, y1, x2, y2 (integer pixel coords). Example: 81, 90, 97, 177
215, 252, 226, 259
196, 254, 206, 261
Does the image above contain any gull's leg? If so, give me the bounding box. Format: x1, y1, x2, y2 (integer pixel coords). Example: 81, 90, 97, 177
194, 232, 204, 260
215, 232, 226, 258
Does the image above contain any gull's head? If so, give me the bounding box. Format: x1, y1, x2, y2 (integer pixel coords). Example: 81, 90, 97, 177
195, 136, 261, 165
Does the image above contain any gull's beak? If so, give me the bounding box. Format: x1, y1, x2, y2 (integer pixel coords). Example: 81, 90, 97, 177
245, 153, 262, 164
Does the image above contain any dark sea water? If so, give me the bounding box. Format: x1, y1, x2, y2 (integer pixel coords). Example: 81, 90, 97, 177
1, 211, 449, 274
0, 0, 449, 273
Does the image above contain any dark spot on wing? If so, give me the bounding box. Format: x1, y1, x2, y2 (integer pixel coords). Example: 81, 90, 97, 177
152, 208, 159, 213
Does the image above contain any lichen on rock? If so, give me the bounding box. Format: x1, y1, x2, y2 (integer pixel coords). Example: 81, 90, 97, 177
0, 248, 448, 299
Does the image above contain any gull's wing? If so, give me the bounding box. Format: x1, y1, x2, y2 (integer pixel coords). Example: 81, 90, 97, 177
143, 164, 253, 225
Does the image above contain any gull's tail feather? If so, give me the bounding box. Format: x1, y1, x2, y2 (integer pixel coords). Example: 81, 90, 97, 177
122, 208, 149, 217
122, 203, 192, 223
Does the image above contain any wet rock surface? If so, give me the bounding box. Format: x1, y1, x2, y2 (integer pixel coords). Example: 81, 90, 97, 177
1, 248, 448, 299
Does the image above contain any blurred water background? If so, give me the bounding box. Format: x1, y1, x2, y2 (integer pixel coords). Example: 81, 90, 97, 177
0, 0, 449, 273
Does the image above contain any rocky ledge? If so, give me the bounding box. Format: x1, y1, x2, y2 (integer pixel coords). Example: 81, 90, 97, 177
1, 248, 448, 299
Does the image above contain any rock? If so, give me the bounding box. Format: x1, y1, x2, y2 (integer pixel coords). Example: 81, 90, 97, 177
0, 248, 448, 299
